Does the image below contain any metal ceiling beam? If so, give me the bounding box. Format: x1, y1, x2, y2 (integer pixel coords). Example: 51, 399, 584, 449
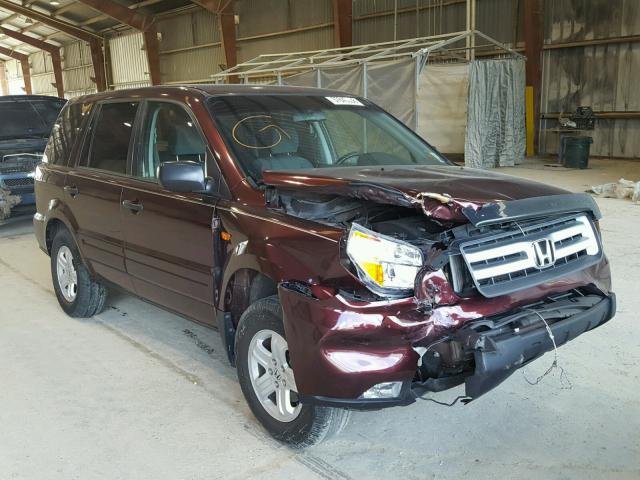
75, 0, 155, 31
77, 0, 168, 27
0, 0, 102, 42
0, 0, 108, 91
0, 45, 32, 94
332, 0, 352, 48
0, 27, 64, 97
76, 0, 161, 85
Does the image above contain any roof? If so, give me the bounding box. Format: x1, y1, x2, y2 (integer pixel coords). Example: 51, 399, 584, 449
0, 94, 65, 102
193, 84, 355, 97
66, 84, 356, 104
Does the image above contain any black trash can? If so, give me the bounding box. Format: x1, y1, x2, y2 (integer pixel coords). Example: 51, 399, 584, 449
561, 136, 593, 169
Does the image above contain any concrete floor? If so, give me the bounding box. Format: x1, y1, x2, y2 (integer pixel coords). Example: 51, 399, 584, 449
1, 158, 639, 480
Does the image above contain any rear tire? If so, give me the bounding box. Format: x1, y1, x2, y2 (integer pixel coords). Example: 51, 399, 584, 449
51, 228, 107, 318
235, 296, 350, 447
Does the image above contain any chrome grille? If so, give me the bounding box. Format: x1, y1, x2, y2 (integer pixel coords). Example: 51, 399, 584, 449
2, 177, 34, 188
458, 215, 602, 298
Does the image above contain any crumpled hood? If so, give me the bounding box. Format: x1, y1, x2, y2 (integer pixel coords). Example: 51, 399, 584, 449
262, 165, 568, 223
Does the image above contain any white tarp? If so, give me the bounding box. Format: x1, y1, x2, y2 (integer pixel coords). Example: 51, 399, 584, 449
282, 69, 317, 88
416, 63, 470, 154
465, 58, 526, 168
320, 65, 364, 96
282, 56, 525, 170
365, 58, 416, 129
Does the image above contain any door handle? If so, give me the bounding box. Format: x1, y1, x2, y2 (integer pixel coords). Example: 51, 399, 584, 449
64, 185, 79, 197
122, 199, 144, 213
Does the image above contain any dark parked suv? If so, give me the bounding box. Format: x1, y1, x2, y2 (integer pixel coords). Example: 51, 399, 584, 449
0, 95, 66, 216
35, 86, 614, 446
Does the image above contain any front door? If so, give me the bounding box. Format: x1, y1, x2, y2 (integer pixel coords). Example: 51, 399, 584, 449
64, 101, 140, 291
121, 101, 218, 324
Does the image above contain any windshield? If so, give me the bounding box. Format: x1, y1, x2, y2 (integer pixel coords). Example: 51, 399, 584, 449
0, 98, 66, 141
207, 95, 447, 181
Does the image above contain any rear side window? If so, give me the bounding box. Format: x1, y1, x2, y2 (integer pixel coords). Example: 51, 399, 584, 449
87, 102, 139, 174
45, 102, 92, 166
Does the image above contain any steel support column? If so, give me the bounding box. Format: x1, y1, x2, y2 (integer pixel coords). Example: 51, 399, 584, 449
332, 0, 352, 47
218, 1, 238, 80
0, 46, 32, 94
20, 60, 32, 95
524, 0, 543, 155
0, 61, 9, 95
89, 40, 107, 92
142, 27, 162, 85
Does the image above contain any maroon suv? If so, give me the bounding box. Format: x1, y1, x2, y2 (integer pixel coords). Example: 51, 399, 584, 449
34, 86, 614, 446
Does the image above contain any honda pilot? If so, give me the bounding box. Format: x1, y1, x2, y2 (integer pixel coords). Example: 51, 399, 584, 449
34, 86, 614, 447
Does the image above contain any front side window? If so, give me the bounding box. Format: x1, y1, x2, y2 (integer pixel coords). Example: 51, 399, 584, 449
134, 102, 206, 181
87, 102, 139, 174
207, 95, 447, 182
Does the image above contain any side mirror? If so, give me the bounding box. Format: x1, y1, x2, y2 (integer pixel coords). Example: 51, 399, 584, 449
158, 161, 206, 193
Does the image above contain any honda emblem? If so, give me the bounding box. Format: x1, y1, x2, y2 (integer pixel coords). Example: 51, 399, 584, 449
532, 238, 556, 269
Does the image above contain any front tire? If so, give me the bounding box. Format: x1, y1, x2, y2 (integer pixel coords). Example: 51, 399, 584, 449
235, 296, 350, 447
51, 227, 107, 318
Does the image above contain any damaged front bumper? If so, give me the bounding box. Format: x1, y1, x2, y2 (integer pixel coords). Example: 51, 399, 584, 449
414, 291, 616, 402
289, 287, 615, 410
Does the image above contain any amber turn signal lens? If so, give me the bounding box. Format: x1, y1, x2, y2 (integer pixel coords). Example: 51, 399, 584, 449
220, 231, 232, 241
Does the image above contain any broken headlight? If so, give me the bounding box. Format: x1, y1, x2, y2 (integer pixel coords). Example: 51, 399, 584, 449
346, 223, 423, 296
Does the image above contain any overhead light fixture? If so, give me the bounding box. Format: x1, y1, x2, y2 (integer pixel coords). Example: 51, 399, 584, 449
50, 0, 60, 5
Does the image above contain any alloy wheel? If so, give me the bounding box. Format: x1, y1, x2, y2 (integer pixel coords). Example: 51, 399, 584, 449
248, 329, 301, 422
56, 245, 78, 303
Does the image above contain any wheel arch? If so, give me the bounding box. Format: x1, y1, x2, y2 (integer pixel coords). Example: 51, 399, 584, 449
44, 214, 95, 277
223, 267, 278, 328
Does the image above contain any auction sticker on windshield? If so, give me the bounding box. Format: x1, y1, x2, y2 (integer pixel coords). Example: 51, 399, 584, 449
325, 96, 364, 106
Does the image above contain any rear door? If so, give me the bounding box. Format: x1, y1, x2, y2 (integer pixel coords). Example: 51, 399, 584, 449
35, 102, 89, 228
121, 100, 220, 324
64, 100, 140, 290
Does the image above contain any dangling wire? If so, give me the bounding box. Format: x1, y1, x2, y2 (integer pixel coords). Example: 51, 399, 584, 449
415, 393, 472, 406
521, 309, 572, 389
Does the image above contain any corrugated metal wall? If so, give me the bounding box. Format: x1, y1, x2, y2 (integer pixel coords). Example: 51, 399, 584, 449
351, 0, 638, 158
62, 41, 97, 98
2, 0, 635, 158
4, 59, 25, 95
353, 0, 466, 44
352, 0, 522, 47
539, 0, 640, 158
108, 31, 151, 90
29, 51, 56, 97
0, 42, 97, 99
157, 9, 225, 83
235, 0, 334, 63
